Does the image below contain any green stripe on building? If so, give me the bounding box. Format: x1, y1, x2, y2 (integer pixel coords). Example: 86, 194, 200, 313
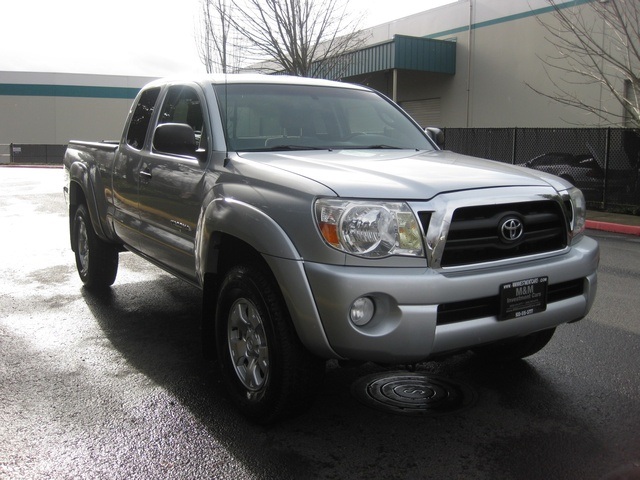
0, 83, 139, 99
425, 0, 594, 39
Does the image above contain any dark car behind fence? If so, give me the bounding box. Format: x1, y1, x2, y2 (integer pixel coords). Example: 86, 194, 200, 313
442, 128, 640, 213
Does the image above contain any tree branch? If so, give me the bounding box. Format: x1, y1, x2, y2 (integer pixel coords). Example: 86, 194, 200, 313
530, 0, 640, 128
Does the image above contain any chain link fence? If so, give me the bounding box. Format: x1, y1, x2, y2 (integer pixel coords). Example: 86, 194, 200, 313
443, 128, 640, 214
3, 144, 66, 165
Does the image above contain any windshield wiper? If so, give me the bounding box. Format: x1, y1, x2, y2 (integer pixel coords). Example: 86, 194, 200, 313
364, 144, 403, 149
264, 144, 328, 151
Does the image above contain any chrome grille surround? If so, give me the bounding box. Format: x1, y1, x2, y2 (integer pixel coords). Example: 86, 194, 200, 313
411, 187, 571, 270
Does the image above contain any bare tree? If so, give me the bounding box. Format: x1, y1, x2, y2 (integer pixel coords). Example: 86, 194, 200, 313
529, 0, 640, 128
196, 0, 243, 73
202, 0, 366, 78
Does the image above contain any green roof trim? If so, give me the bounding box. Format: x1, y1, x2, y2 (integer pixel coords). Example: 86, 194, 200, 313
394, 35, 456, 74
0, 83, 140, 99
320, 35, 456, 79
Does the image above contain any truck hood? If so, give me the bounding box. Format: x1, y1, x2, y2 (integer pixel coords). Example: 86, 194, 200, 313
237, 149, 568, 199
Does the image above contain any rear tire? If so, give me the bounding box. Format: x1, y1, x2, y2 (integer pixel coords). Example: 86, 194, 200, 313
215, 263, 325, 424
471, 328, 556, 361
72, 204, 119, 288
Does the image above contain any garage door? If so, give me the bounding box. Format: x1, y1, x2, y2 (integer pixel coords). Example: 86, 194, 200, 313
400, 98, 441, 128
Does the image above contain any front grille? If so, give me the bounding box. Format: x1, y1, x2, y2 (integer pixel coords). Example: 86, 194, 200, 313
439, 201, 567, 267
436, 278, 585, 325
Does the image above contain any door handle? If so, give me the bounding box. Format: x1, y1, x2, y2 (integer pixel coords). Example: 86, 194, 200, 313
139, 168, 152, 181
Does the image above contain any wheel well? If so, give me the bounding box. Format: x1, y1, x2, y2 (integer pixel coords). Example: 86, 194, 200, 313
204, 232, 267, 282
68, 180, 86, 208
68, 182, 87, 251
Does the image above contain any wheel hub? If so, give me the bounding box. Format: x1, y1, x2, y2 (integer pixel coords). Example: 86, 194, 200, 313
77, 221, 89, 275
228, 298, 269, 392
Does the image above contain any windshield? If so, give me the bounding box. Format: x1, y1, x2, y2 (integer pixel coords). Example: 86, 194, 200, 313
213, 83, 435, 152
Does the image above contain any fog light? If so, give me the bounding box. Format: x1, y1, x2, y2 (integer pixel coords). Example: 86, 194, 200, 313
350, 297, 375, 326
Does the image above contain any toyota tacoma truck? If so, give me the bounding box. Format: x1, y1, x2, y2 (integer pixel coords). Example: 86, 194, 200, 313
63, 74, 599, 423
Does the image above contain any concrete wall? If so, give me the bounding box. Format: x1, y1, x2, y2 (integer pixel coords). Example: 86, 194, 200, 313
0, 144, 9, 164
0, 71, 155, 145
362, 0, 624, 128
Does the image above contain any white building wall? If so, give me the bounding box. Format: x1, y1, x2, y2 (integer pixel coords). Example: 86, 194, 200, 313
364, 0, 622, 128
0, 71, 155, 145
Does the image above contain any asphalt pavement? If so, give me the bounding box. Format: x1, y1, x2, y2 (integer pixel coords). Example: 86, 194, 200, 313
2, 166, 640, 480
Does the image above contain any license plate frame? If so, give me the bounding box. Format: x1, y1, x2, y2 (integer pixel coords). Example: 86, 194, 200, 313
499, 276, 548, 320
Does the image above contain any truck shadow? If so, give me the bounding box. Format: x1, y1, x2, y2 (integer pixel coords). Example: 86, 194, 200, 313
81, 272, 624, 480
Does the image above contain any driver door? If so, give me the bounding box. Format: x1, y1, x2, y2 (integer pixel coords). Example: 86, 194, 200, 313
136, 84, 210, 282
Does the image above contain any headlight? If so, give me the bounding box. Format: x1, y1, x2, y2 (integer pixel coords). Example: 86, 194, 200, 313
567, 187, 586, 243
315, 198, 423, 257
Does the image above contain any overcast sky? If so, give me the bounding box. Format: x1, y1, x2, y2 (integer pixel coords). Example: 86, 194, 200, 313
1, 0, 455, 78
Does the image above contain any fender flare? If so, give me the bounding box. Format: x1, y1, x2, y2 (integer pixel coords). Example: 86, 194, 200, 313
196, 196, 339, 359
197, 197, 301, 280
67, 161, 110, 243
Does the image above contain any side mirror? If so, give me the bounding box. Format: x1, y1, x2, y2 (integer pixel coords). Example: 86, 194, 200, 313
425, 127, 444, 149
153, 123, 198, 157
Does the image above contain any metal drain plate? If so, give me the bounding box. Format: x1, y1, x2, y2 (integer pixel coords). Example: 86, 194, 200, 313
351, 371, 477, 416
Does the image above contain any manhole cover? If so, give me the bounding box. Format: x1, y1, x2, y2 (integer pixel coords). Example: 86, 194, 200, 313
351, 371, 477, 416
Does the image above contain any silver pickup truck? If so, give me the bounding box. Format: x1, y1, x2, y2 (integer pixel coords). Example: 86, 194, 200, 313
63, 74, 599, 423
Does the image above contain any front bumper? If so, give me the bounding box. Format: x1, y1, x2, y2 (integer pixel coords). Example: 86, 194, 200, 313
302, 236, 599, 363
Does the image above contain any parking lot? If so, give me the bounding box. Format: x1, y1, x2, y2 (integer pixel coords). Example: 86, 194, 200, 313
1, 167, 639, 479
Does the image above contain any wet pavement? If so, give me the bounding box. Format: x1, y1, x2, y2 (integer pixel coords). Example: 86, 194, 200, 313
1, 167, 640, 480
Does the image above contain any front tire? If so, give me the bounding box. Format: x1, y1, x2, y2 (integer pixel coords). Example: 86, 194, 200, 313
72, 204, 119, 288
215, 263, 325, 424
471, 328, 556, 361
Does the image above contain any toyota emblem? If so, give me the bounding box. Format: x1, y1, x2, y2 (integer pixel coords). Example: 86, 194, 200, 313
500, 217, 523, 242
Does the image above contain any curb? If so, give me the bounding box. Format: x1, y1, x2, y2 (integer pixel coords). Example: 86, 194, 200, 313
586, 220, 640, 236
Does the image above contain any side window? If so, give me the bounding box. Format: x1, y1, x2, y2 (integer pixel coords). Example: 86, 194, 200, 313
158, 85, 208, 151
126, 87, 160, 149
